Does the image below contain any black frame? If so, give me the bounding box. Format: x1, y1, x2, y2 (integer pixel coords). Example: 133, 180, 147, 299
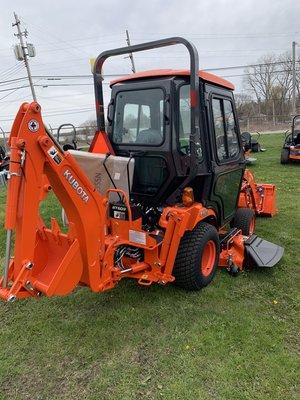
210, 95, 241, 164
90, 37, 246, 227
57, 123, 77, 145
92, 37, 201, 203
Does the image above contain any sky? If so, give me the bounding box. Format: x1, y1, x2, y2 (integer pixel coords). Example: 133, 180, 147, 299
0, 0, 299, 132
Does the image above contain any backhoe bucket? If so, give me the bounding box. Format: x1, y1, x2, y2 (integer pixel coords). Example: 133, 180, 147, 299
245, 235, 284, 268
0, 220, 83, 301
31, 226, 83, 297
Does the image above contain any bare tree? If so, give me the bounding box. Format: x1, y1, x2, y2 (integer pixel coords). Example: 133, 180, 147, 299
244, 55, 278, 105
234, 93, 258, 120
243, 53, 300, 117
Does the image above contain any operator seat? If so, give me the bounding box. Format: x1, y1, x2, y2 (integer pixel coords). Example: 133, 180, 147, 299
294, 130, 300, 147
131, 128, 166, 196
136, 129, 162, 145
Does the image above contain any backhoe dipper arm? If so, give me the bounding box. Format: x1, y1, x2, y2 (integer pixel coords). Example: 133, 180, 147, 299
0, 102, 106, 300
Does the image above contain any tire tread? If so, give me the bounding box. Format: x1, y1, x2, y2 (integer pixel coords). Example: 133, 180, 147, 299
173, 222, 219, 291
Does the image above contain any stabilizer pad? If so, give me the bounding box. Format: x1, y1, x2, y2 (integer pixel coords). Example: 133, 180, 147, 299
245, 235, 284, 268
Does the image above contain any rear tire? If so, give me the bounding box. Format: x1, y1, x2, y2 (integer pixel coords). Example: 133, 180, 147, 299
280, 148, 289, 164
173, 222, 220, 291
231, 208, 255, 236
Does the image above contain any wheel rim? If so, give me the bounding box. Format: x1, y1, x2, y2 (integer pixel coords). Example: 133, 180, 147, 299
201, 240, 216, 277
249, 218, 255, 235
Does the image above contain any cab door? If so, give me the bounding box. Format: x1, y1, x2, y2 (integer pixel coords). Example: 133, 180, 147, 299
206, 86, 245, 225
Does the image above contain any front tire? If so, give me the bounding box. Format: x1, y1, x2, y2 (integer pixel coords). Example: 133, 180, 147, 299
280, 148, 289, 164
173, 222, 220, 291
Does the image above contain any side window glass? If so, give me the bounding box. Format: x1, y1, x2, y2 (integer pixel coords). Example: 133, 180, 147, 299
212, 97, 239, 161
223, 100, 239, 158
123, 103, 139, 143
159, 100, 164, 134
179, 85, 191, 155
212, 98, 226, 160
139, 105, 151, 131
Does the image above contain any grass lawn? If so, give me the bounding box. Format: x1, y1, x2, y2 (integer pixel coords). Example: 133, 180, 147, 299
0, 133, 299, 400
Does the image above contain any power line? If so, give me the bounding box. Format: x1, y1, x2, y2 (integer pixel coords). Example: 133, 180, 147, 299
0, 74, 132, 86
131, 31, 300, 39
0, 108, 96, 122
0, 86, 28, 101
1, 59, 300, 87
205, 60, 300, 72
0, 64, 21, 78
0, 64, 25, 81
222, 68, 300, 78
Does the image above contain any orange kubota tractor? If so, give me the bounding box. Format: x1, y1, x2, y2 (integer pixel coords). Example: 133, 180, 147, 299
0, 37, 283, 302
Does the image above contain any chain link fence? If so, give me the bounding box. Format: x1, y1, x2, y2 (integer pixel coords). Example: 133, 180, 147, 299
1, 117, 292, 150
238, 115, 292, 133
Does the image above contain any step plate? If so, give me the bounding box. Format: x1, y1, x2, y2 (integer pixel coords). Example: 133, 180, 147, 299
245, 235, 284, 268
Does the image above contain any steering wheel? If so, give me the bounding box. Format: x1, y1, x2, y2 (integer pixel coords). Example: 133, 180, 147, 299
180, 144, 190, 155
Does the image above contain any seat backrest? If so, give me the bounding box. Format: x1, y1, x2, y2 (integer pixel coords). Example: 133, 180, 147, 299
241, 132, 251, 149
294, 131, 300, 146
136, 129, 162, 145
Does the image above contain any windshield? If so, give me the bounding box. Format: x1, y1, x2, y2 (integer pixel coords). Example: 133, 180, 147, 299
112, 88, 164, 145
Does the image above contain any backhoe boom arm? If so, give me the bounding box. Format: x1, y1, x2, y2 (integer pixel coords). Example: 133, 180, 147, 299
0, 102, 106, 300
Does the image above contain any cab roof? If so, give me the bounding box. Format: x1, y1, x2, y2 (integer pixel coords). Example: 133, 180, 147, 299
110, 69, 235, 90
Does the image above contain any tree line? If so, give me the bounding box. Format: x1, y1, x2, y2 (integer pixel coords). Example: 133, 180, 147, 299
236, 53, 300, 122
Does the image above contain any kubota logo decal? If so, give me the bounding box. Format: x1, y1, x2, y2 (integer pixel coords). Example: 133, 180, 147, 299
63, 170, 89, 203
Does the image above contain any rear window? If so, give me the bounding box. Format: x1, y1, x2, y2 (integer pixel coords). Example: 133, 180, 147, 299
112, 88, 164, 145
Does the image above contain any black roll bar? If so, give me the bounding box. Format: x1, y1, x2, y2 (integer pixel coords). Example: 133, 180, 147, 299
93, 37, 200, 145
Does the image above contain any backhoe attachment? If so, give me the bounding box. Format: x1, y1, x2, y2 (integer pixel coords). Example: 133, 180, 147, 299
0, 102, 106, 301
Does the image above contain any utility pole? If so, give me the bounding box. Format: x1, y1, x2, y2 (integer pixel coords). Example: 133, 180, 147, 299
292, 41, 297, 115
12, 12, 37, 101
125, 30, 136, 73
272, 99, 276, 126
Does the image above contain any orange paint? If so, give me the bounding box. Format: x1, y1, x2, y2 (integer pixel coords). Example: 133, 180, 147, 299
0, 103, 266, 302
110, 69, 235, 90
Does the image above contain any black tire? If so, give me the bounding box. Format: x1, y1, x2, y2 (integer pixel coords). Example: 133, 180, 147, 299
231, 208, 255, 236
251, 141, 260, 153
173, 222, 220, 291
280, 148, 289, 164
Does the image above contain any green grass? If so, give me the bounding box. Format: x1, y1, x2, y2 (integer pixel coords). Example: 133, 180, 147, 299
0, 133, 299, 400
